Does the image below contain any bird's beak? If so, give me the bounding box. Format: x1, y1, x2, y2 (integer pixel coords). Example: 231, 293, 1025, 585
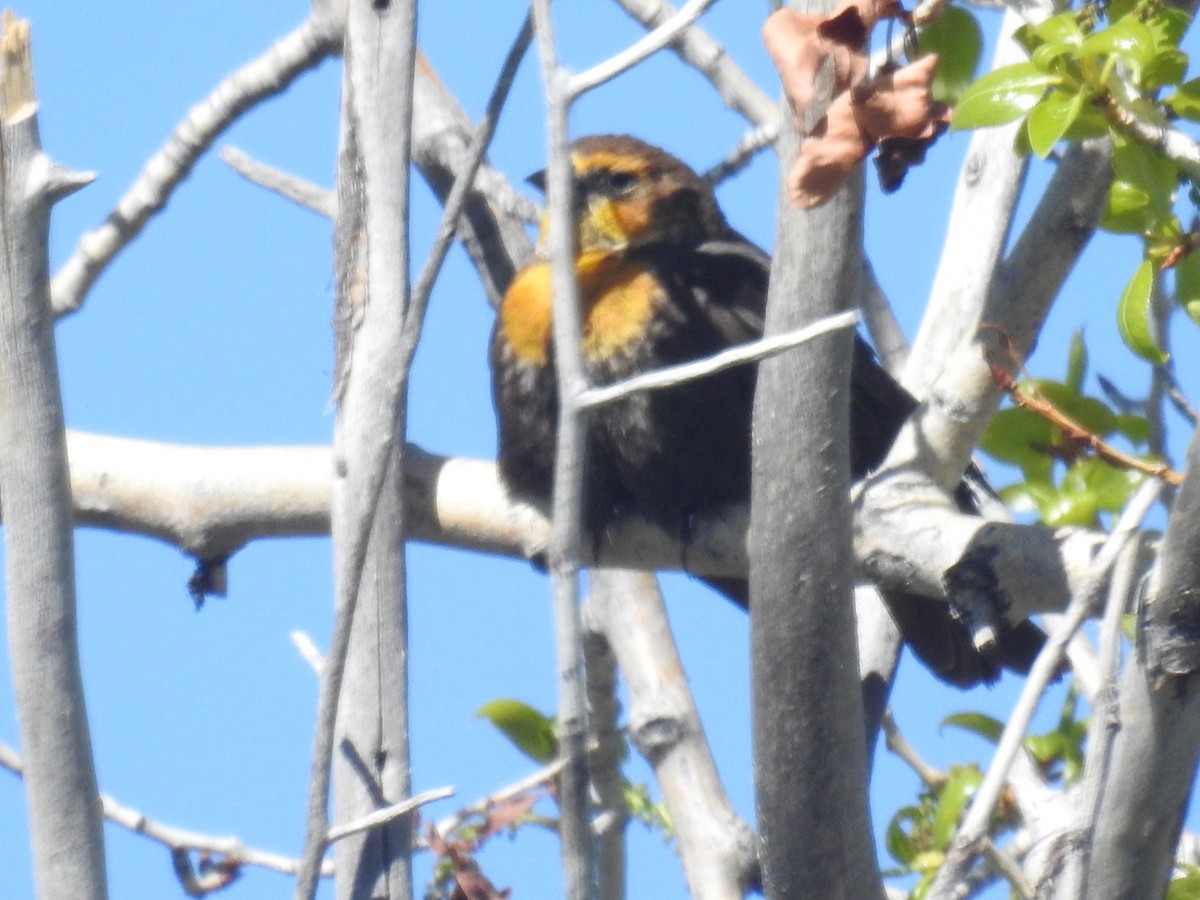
525, 168, 546, 192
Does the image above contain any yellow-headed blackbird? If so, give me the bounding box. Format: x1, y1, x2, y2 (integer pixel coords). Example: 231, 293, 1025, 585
490, 134, 1043, 688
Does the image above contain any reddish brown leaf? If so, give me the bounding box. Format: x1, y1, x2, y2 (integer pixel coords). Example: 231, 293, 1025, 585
480, 790, 541, 839
763, 7, 868, 121
787, 91, 872, 208
851, 55, 950, 142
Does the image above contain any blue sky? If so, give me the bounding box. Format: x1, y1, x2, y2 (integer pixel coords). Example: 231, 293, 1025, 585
1, 2, 1196, 898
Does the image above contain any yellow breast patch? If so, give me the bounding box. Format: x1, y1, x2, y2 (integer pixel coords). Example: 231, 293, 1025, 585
499, 252, 660, 366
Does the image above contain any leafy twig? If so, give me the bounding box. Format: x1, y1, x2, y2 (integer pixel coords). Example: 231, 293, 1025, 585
985, 325, 1184, 486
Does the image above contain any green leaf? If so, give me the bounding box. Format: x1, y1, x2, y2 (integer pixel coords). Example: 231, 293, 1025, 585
1040, 486, 1099, 526
1000, 481, 1059, 517
1031, 40, 1081, 73
1061, 102, 1110, 140
1066, 331, 1087, 393
1027, 88, 1084, 157
952, 62, 1061, 130
476, 699, 558, 763
1115, 413, 1151, 444
1167, 871, 1200, 900
1147, 7, 1192, 49
1024, 732, 1065, 764
1033, 11, 1086, 46
886, 807, 922, 864
941, 712, 1004, 743
1107, 0, 1138, 23
1111, 136, 1177, 218
919, 8, 983, 103
1177, 252, 1200, 325
1079, 17, 1157, 77
1117, 259, 1169, 363
1083, 460, 1145, 511
1033, 380, 1118, 437
981, 407, 1053, 464
1102, 180, 1155, 234
932, 767, 981, 848
1166, 78, 1200, 122
1143, 47, 1189, 89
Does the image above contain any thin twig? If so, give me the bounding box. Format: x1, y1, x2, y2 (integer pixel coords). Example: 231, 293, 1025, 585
987, 326, 1184, 486
702, 120, 781, 185
429, 759, 566, 845
578, 310, 858, 408
1104, 91, 1200, 184
326, 788, 456, 843
401, 13, 533, 370
0, 742, 333, 879
568, 0, 718, 98
611, 0, 777, 126
881, 710, 946, 789
929, 478, 1161, 897
1073, 537, 1142, 893
219, 146, 335, 217
532, 0, 595, 895
50, 13, 341, 315
290, 631, 325, 675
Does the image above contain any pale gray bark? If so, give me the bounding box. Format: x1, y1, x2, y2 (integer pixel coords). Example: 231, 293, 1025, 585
1086, 431, 1200, 898
587, 570, 758, 898
296, 2, 419, 898
0, 19, 107, 900
749, 8, 882, 885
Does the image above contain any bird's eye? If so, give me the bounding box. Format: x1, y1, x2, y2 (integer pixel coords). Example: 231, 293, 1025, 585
607, 170, 638, 196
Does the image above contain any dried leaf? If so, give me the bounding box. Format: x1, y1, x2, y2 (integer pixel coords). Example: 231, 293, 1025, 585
788, 92, 872, 208
481, 790, 541, 838
763, 7, 868, 121
852, 55, 951, 142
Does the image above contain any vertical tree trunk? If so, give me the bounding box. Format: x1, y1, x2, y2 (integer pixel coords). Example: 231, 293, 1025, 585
335, 454, 412, 899
0, 17, 107, 900
749, 9, 882, 889
1085, 430, 1200, 899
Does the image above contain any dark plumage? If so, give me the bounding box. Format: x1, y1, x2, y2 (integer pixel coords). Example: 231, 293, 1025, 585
490, 134, 1043, 687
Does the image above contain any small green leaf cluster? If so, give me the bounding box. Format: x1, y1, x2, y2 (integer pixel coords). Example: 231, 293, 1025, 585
953, 0, 1199, 361
477, 697, 676, 842
980, 333, 1152, 527
884, 762, 988, 897
954, 0, 1190, 146
884, 696, 1088, 897
1023, 684, 1088, 784
624, 781, 675, 839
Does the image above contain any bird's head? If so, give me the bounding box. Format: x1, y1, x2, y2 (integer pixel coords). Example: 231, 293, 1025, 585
528, 134, 729, 254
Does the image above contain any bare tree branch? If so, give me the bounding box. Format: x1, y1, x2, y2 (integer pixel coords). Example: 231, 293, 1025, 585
50, 12, 342, 316
531, 0, 595, 892
611, 0, 777, 127
902, 7, 1033, 395
568, 0, 718, 98
751, 7, 880, 889
929, 478, 1160, 897
587, 570, 758, 898
0, 741, 335, 880
295, 2, 419, 896
219, 145, 335, 217
1086, 428, 1200, 897
0, 16, 107, 898
578, 310, 858, 408
54, 430, 1116, 631
581, 604, 628, 900
411, 56, 536, 307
